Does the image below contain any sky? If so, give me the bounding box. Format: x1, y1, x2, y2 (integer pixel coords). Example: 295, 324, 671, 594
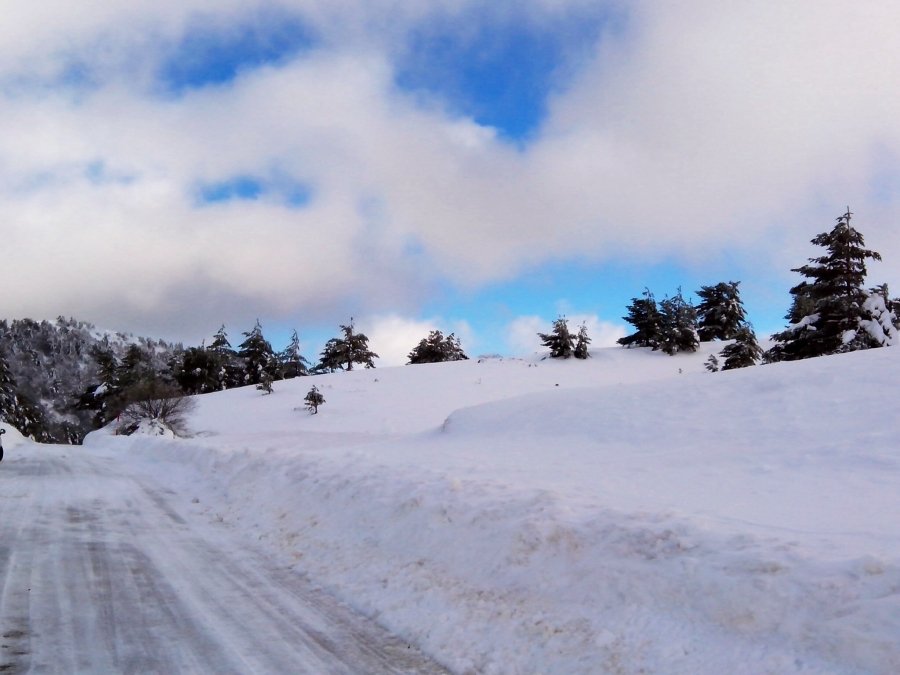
3, 1, 900, 365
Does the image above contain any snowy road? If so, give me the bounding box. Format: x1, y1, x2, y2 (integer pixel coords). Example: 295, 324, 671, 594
0, 449, 450, 674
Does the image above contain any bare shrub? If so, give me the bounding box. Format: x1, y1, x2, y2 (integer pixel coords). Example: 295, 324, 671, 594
116, 379, 196, 436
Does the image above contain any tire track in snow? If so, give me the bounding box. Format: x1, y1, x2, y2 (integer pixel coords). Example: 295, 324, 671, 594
0, 448, 450, 674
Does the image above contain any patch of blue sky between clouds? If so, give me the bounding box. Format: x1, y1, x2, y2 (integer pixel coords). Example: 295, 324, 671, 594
158, 9, 317, 94
422, 255, 789, 351
394, 7, 623, 143
195, 175, 312, 208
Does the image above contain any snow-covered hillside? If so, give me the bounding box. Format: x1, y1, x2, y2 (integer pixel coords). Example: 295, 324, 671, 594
69, 344, 899, 673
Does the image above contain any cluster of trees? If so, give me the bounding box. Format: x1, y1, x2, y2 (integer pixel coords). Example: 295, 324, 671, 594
0, 315, 472, 440
537, 317, 591, 359
617, 283, 761, 370
615, 208, 899, 370
0, 317, 180, 442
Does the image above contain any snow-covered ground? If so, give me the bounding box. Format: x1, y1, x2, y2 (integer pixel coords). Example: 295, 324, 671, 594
25, 343, 900, 673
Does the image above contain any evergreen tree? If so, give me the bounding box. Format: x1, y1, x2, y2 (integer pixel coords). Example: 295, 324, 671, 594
573, 323, 591, 359
862, 285, 899, 346
537, 316, 576, 359
256, 364, 275, 394
210, 324, 233, 353
696, 281, 748, 341
304, 385, 325, 414
720, 325, 763, 370
318, 320, 379, 371
209, 325, 243, 388
175, 347, 226, 394
0, 347, 49, 440
705, 354, 720, 372
769, 208, 887, 361
657, 289, 699, 355
0, 348, 19, 425
75, 345, 123, 427
118, 344, 156, 391
618, 289, 662, 349
278, 330, 310, 378
238, 320, 280, 386
407, 330, 469, 364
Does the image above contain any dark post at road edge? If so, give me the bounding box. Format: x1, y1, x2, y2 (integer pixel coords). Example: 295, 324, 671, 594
0, 427, 5, 462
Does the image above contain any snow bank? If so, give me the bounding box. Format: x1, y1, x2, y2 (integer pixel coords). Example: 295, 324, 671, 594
84, 345, 900, 673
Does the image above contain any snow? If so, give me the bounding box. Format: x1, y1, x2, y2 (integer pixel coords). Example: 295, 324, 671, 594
28, 344, 900, 672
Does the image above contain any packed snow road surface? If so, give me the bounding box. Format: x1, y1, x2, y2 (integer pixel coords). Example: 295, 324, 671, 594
0, 447, 449, 674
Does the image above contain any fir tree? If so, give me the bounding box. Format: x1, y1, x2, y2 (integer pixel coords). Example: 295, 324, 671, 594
278, 330, 310, 378
407, 330, 469, 364
538, 316, 576, 359
618, 289, 662, 349
318, 320, 379, 371
0, 348, 19, 425
573, 323, 591, 359
238, 320, 280, 386
75, 345, 123, 427
720, 325, 763, 370
696, 281, 748, 341
256, 365, 275, 394
704, 354, 720, 372
209, 325, 243, 388
0, 346, 49, 440
862, 285, 899, 346
657, 289, 699, 355
769, 208, 887, 361
304, 385, 325, 414
175, 347, 226, 394
210, 325, 233, 354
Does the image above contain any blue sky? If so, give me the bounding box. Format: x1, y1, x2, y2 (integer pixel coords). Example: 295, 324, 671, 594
2, 2, 900, 364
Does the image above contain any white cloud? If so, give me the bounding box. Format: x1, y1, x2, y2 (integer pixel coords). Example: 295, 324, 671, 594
3, 1, 900, 340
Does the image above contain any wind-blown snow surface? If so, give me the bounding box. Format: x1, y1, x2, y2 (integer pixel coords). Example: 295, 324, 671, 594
79, 345, 900, 674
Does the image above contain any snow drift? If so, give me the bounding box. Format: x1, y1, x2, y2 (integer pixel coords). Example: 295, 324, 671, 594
76, 345, 900, 674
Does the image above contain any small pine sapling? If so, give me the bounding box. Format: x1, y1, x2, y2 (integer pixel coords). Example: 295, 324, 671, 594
304, 385, 325, 414
574, 323, 591, 359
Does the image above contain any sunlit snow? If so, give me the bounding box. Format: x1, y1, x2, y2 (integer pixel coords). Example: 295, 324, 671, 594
5, 343, 900, 673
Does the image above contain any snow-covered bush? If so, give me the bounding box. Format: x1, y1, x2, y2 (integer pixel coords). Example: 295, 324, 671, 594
116, 379, 195, 437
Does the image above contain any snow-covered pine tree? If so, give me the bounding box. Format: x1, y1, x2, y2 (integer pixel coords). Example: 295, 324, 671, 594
209, 324, 243, 388
175, 347, 226, 394
75, 345, 123, 427
318, 319, 379, 371
256, 362, 275, 394
0, 346, 49, 440
768, 208, 888, 361
538, 316, 576, 359
657, 289, 699, 355
407, 330, 469, 364
278, 329, 310, 378
0, 348, 19, 425
696, 281, 748, 341
304, 385, 325, 414
859, 285, 899, 347
618, 289, 662, 349
573, 323, 591, 359
720, 325, 763, 370
210, 324, 232, 353
238, 320, 280, 386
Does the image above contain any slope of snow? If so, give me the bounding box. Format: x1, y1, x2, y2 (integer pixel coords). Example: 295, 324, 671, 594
76, 345, 900, 674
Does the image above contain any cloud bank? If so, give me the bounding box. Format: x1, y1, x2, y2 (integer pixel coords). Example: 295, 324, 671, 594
2, 1, 900, 345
